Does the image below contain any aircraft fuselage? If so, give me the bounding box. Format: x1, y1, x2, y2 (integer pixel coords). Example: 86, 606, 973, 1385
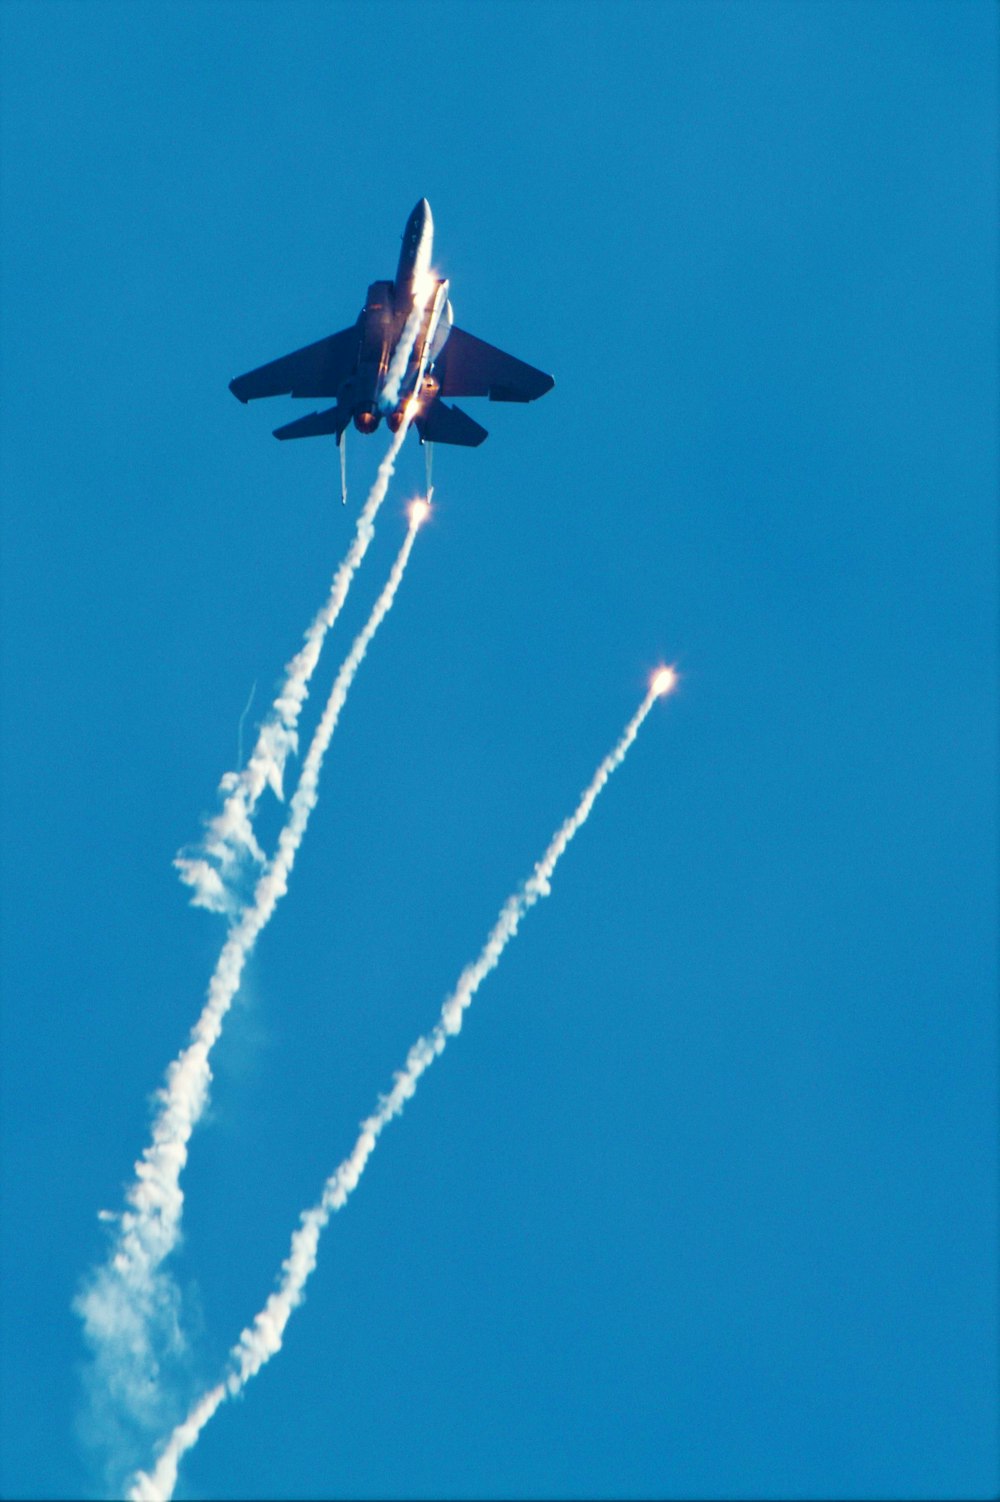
344, 200, 450, 434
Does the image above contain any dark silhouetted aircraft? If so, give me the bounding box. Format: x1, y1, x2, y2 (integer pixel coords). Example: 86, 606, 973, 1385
229, 200, 554, 457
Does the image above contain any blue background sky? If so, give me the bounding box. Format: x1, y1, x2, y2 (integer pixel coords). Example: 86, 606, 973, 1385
1, 3, 997, 1498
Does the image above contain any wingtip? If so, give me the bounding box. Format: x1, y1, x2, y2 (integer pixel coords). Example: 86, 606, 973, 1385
229, 378, 249, 404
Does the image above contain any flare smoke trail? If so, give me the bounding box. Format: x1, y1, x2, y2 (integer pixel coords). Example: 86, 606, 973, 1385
175, 425, 410, 913
77, 502, 430, 1456
381, 211, 434, 411
130, 670, 677, 1502
381, 289, 432, 411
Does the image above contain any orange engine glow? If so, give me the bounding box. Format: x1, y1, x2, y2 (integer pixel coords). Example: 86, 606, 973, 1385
354, 408, 381, 434
409, 497, 431, 527
652, 667, 678, 697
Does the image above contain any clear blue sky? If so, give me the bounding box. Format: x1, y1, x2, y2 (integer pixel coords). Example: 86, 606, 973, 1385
1, 3, 997, 1498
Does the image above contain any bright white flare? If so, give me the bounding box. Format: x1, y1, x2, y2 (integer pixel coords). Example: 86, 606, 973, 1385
78, 507, 427, 1452
652, 666, 678, 698
175, 424, 411, 913
130, 680, 668, 1501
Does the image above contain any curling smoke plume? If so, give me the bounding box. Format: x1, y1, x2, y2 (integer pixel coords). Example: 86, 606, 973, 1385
235, 680, 257, 771
78, 502, 431, 1454
129, 669, 677, 1502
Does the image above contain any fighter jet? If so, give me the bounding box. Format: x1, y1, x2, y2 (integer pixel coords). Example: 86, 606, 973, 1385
229, 200, 554, 456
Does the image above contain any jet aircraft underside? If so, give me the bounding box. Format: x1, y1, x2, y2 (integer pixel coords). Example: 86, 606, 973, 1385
229, 199, 554, 454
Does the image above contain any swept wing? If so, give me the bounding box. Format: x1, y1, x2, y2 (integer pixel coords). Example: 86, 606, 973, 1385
229, 324, 360, 403
435, 326, 554, 403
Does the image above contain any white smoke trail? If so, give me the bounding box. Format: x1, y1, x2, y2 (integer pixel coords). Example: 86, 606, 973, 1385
380, 294, 431, 412
78, 502, 430, 1458
175, 424, 410, 913
381, 213, 435, 412
130, 671, 677, 1502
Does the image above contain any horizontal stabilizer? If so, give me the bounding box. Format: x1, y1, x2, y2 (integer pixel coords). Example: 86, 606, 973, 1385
230, 323, 360, 403
273, 405, 350, 442
416, 399, 488, 448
